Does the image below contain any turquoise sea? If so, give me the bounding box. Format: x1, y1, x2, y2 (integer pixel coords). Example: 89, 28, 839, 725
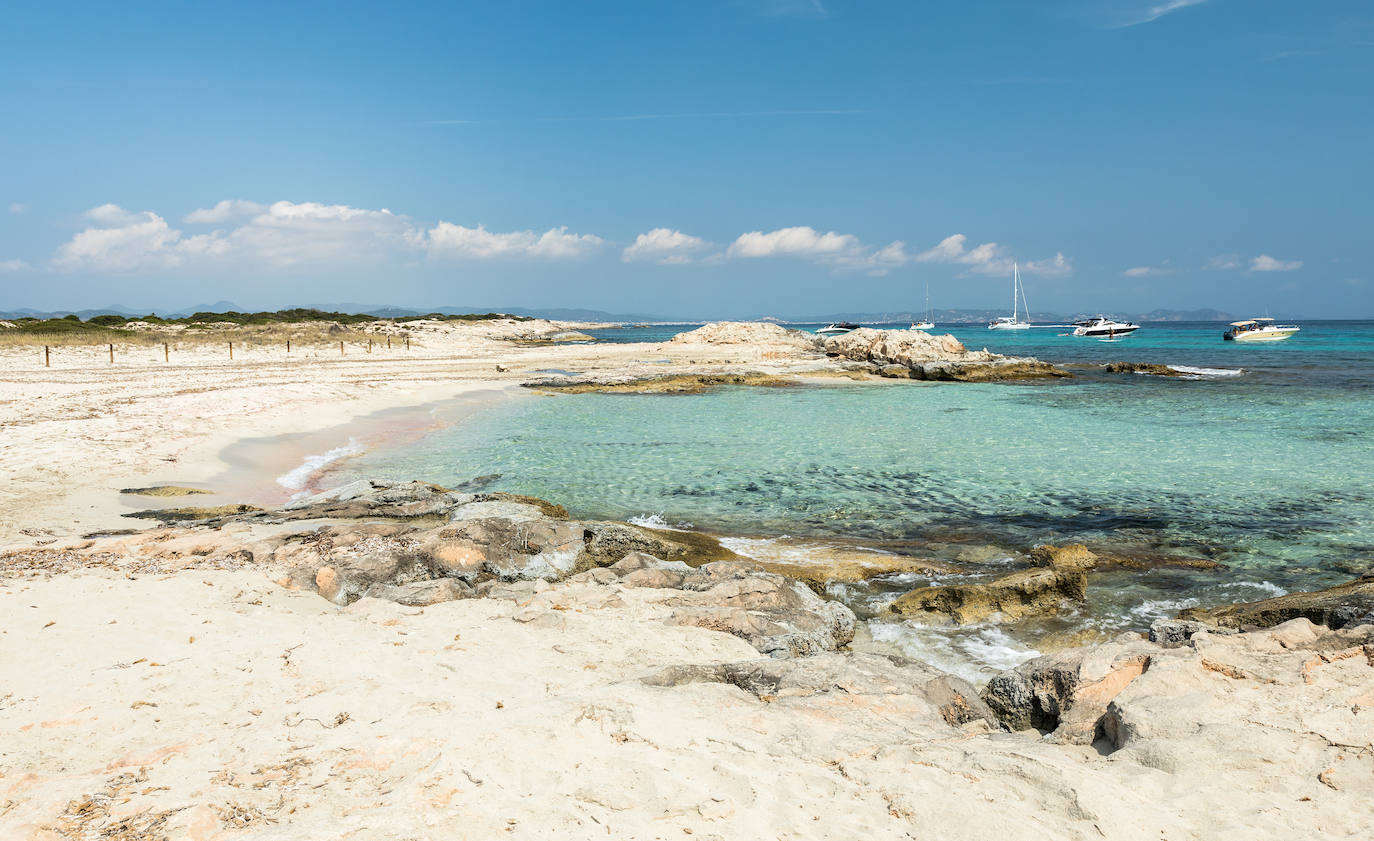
335, 321, 1374, 677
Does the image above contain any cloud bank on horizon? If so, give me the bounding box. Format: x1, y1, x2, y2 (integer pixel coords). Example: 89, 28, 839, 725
32, 200, 1081, 281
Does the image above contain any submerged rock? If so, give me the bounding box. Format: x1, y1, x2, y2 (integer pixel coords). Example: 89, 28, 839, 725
124, 503, 264, 523
1178, 574, 1374, 630
1104, 361, 1184, 377
118, 485, 212, 497
523, 372, 797, 394
888, 567, 1087, 624
1028, 543, 1098, 572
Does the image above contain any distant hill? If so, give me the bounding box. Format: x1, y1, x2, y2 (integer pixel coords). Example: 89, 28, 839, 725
1136, 308, 1235, 322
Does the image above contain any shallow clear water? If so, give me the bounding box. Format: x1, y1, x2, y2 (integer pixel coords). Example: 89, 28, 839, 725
336, 321, 1374, 677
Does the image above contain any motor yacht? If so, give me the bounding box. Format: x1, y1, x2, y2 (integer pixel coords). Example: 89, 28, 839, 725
1223, 318, 1300, 342
1072, 316, 1140, 337
815, 322, 861, 336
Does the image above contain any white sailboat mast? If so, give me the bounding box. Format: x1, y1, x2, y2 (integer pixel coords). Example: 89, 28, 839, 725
1012, 262, 1019, 321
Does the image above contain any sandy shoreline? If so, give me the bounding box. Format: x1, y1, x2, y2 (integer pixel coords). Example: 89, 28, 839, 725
2, 319, 1371, 840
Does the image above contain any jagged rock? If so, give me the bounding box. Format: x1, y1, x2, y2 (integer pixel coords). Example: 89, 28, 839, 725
1149, 618, 1216, 646
823, 329, 1071, 381
361, 578, 472, 606
425, 516, 585, 581
282, 479, 474, 519
124, 503, 264, 523
1028, 543, 1098, 572
299, 534, 439, 605
580, 522, 739, 569
758, 555, 956, 595
824, 329, 975, 365
1104, 361, 1184, 376
1179, 575, 1374, 630
909, 360, 1072, 382
657, 561, 857, 657
642, 652, 994, 727
888, 567, 1087, 624
982, 642, 1155, 742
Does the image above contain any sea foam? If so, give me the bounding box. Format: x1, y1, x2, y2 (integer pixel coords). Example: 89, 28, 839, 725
277, 439, 364, 492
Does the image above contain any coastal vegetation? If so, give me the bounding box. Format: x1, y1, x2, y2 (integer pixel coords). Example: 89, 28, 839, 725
0, 308, 531, 346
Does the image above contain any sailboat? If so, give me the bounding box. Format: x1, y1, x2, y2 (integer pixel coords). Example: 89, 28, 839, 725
988, 262, 1032, 330
911, 284, 935, 331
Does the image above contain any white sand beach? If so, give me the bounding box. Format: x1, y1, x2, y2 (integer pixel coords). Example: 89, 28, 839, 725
2, 320, 1371, 840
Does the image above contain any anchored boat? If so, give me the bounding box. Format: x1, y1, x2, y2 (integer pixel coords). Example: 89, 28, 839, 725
1223, 318, 1300, 342
815, 321, 861, 336
1072, 316, 1140, 337
989, 262, 1032, 330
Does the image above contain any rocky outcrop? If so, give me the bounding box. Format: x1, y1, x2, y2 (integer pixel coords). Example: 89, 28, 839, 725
668, 321, 820, 349
888, 567, 1087, 624
1103, 361, 1184, 376
823, 328, 1070, 381
758, 555, 955, 594
982, 641, 1155, 741
1179, 574, 1374, 630
643, 652, 994, 727
1028, 543, 1098, 571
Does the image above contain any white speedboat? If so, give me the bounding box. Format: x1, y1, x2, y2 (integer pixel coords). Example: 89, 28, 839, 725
911, 284, 936, 330
989, 262, 1032, 330
1072, 316, 1140, 337
1223, 318, 1300, 342
816, 321, 861, 336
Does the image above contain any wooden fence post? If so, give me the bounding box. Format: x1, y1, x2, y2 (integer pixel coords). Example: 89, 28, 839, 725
109, 343, 114, 364
340, 341, 344, 356
286, 339, 291, 353
368, 338, 373, 353
406, 337, 410, 351
45, 345, 50, 367
164, 342, 169, 362
228, 341, 233, 360
387, 336, 391, 349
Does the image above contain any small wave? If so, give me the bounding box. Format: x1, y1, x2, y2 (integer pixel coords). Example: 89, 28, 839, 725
1169, 365, 1244, 378
276, 439, 364, 492
1125, 596, 1201, 622
627, 513, 693, 531
1221, 580, 1287, 598
868, 620, 1040, 682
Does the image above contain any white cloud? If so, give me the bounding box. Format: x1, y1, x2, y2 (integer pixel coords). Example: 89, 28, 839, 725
1206, 254, 1242, 270
1115, 0, 1208, 28
185, 199, 266, 224
622, 228, 711, 264
1123, 263, 1174, 278
53, 205, 229, 272
0, 259, 30, 272
49, 200, 607, 272
1249, 254, 1303, 272
727, 226, 861, 259
426, 223, 604, 260
8, 203, 26, 215
228, 201, 421, 266
1022, 253, 1074, 277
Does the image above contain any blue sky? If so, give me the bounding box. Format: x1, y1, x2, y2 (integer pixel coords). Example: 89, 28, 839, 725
1, 0, 1370, 317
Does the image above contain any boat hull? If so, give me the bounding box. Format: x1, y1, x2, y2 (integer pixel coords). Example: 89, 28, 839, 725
1225, 328, 1299, 342
1074, 325, 1139, 337
988, 322, 1030, 330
